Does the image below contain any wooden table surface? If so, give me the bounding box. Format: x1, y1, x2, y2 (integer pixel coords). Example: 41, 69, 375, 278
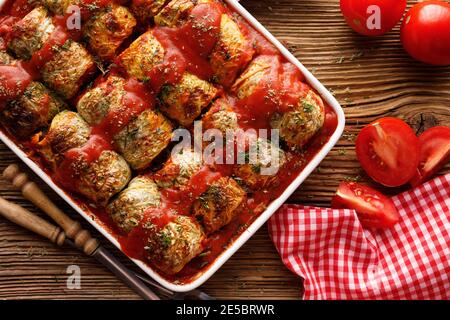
0, 0, 449, 300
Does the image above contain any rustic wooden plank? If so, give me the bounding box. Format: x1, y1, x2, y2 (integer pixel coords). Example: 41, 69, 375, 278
0, 0, 449, 300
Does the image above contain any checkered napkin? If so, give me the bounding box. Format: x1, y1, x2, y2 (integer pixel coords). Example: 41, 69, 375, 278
268, 173, 450, 300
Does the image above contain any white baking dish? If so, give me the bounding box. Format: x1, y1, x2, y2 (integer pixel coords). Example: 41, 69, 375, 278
0, 0, 345, 293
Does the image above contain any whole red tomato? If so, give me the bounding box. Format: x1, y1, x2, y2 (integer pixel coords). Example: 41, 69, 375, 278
401, 1, 450, 66
340, 0, 407, 36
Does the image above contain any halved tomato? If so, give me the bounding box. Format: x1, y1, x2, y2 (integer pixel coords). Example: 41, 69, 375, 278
410, 126, 450, 187
332, 182, 400, 229
356, 117, 420, 187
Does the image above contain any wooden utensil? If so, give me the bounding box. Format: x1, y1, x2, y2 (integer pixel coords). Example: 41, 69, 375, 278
3, 164, 99, 255
2, 164, 160, 300
2, 164, 216, 300
0, 196, 66, 246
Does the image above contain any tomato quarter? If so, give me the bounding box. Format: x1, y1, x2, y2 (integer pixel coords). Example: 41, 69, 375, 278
410, 126, 450, 187
340, 0, 406, 36
401, 1, 450, 66
332, 182, 400, 229
356, 117, 420, 187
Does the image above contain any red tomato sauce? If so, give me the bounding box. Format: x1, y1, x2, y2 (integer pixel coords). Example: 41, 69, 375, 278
0, 16, 19, 49
54, 134, 112, 191
0, 63, 32, 101
28, 26, 69, 70
118, 2, 223, 91
165, 105, 337, 283
118, 166, 222, 261
0, 0, 339, 284
91, 77, 156, 141
0, 0, 34, 18
52, 15, 83, 42
232, 56, 311, 131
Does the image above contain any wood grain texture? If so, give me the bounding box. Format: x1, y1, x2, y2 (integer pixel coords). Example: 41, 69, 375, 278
0, 0, 449, 300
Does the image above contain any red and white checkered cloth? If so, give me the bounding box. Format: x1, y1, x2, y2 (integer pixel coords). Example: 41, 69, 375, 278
268, 173, 450, 300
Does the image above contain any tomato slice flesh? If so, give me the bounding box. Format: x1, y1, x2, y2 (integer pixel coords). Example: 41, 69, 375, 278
332, 182, 400, 229
356, 117, 420, 187
410, 126, 450, 187
372, 123, 399, 170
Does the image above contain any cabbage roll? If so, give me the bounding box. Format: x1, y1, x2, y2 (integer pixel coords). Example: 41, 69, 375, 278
192, 177, 246, 234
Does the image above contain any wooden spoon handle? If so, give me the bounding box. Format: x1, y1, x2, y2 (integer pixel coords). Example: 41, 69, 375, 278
3, 164, 99, 256
0, 196, 65, 246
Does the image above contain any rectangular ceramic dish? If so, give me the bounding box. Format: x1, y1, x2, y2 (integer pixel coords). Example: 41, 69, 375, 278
0, 0, 345, 292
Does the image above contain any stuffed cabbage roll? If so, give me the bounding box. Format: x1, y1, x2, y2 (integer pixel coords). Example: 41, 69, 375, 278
144, 215, 205, 275
83, 4, 136, 61
76, 75, 126, 126
153, 0, 196, 27
41, 39, 96, 99
159, 73, 218, 126
116, 30, 164, 81
7, 6, 55, 60
67, 149, 131, 206
231, 55, 275, 101
37, 0, 80, 15
130, 0, 168, 25
107, 176, 161, 233
202, 97, 238, 135
77, 76, 173, 171
192, 177, 246, 234
0, 51, 67, 138
233, 138, 287, 191
210, 14, 254, 87
153, 149, 203, 189
1, 81, 66, 138
38, 110, 91, 167
7, 7, 96, 99
39, 113, 131, 205
113, 109, 173, 170
118, 31, 218, 126
271, 88, 325, 150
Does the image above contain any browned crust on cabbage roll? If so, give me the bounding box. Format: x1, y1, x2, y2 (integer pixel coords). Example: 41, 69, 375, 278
192, 177, 246, 234
67, 149, 132, 206
38, 110, 91, 167
144, 215, 205, 275
83, 4, 136, 61
130, 0, 169, 25
271, 89, 325, 150
116, 30, 165, 81
113, 109, 173, 171
7, 6, 55, 60
1, 82, 67, 138
159, 73, 218, 127
233, 138, 288, 191
41, 40, 96, 99
153, 0, 196, 27
210, 14, 254, 87
107, 175, 161, 233
153, 149, 203, 189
